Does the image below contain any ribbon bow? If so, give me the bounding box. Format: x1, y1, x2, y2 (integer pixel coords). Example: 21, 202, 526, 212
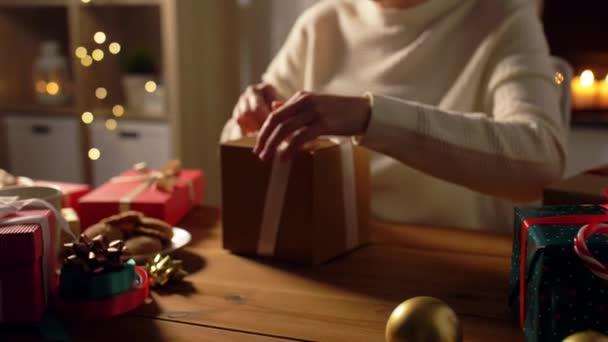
0, 196, 74, 321
111, 160, 182, 192
0, 169, 33, 189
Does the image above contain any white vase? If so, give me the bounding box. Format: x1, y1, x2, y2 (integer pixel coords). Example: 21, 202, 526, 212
122, 74, 153, 114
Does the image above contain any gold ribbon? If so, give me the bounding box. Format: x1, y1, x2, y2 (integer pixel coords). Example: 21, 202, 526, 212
110, 160, 190, 212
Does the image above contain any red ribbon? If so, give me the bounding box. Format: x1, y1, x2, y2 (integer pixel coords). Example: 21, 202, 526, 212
519, 205, 608, 329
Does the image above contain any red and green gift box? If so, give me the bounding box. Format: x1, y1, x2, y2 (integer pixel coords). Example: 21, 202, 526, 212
78, 161, 204, 228
0, 208, 57, 322
509, 204, 608, 341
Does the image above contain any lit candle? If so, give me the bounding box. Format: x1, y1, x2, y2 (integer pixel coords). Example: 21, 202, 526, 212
598, 74, 608, 109
571, 70, 597, 110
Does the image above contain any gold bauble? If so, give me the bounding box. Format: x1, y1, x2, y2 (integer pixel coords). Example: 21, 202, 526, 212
563, 331, 608, 342
385, 296, 462, 342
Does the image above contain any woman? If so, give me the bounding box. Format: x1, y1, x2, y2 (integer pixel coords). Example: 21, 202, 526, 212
222, 0, 566, 231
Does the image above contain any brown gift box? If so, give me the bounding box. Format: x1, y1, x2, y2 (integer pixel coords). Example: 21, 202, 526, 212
543, 173, 607, 205
220, 136, 370, 265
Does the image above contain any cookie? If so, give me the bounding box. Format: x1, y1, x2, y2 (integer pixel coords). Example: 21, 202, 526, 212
124, 235, 163, 255
83, 223, 125, 241
136, 217, 173, 242
101, 211, 144, 237
83, 223, 108, 240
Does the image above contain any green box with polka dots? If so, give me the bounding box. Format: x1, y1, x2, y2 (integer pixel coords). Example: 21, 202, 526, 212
509, 205, 608, 341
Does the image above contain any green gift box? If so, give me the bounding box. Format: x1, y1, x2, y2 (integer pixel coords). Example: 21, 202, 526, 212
508, 205, 608, 341
59, 259, 136, 300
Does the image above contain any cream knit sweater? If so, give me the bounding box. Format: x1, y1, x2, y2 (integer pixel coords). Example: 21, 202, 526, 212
222, 0, 566, 231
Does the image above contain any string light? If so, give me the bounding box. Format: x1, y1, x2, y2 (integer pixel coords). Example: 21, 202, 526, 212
105, 118, 118, 130
81, 55, 93, 67
88, 148, 101, 160
81, 111, 94, 124
112, 104, 125, 117
144, 81, 157, 93
81, 0, 91, 3
46, 82, 60, 95
94, 31, 107, 44
108, 42, 121, 55
95, 87, 108, 99
92, 49, 104, 61
75, 46, 87, 59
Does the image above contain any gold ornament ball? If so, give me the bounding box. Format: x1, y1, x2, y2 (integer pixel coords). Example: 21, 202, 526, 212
563, 331, 608, 342
385, 297, 462, 342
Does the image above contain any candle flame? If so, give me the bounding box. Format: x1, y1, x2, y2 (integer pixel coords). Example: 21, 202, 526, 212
581, 70, 595, 87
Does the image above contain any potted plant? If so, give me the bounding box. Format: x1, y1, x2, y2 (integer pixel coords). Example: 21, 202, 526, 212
121, 49, 158, 114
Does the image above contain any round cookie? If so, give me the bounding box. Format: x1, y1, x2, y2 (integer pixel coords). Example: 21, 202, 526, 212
136, 217, 173, 242
83, 223, 108, 240
125, 235, 163, 255
101, 211, 143, 237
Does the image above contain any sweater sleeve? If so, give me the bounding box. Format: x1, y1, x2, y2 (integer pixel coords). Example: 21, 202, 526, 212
358, 55, 566, 201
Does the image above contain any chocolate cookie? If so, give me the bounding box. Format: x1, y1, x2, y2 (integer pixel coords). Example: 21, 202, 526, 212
136, 217, 173, 242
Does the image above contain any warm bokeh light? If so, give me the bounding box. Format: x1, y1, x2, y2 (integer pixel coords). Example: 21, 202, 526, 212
81, 55, 93, 67
108, 42, 121, 55
46, 82, 60, 95
95, 87, 108, 99
112, 104, 125, 117
145, 81, 157, 93
92, 49, 104, 61
81, 0, 91, 3
581, 70, 595, 87
35, 80, 47, 94
81, 111, 94, 124
88, 148, 101, 160
75, 46, 87, 59
554, 72, 564, 85
105, 118, 118, 130
94, 31, 106, 44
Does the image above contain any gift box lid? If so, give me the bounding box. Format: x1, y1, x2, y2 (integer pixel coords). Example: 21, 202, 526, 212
508, 204, 608, 308
0, 209, 53, 263
33, 180, 91, 194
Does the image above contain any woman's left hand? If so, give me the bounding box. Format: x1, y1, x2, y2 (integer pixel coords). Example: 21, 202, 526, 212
254, 91, 371, 161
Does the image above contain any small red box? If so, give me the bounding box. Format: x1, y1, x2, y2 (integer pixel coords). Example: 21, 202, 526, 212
0, 210, 56, 322
78, 169, 203, 229
33, 180, 91, 213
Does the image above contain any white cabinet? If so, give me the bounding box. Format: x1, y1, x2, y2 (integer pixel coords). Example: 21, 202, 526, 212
4, 115, 84, 182
89, 120, 170, 186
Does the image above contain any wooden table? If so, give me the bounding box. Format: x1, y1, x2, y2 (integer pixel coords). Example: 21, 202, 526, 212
3, 207, 523, 341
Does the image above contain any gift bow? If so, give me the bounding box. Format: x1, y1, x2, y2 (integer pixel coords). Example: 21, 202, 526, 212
0, 196, 74, 321
257, 138, 359, 256
111, 160, 187, 212
0, 169, 34, 189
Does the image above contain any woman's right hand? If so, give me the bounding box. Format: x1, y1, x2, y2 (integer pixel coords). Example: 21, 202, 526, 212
233, 83, 282, 135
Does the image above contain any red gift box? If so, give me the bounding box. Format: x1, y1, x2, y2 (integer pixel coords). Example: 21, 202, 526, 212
0, 209, 56, 322
78, 167, 203, 229
33, 180, 91, 213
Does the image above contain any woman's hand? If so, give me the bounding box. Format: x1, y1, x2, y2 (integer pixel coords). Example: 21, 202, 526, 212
254, 91, 371, 161
233, 83, 282, 135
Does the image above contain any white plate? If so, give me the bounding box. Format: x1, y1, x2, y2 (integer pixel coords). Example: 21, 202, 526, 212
135, 227, 192, 259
